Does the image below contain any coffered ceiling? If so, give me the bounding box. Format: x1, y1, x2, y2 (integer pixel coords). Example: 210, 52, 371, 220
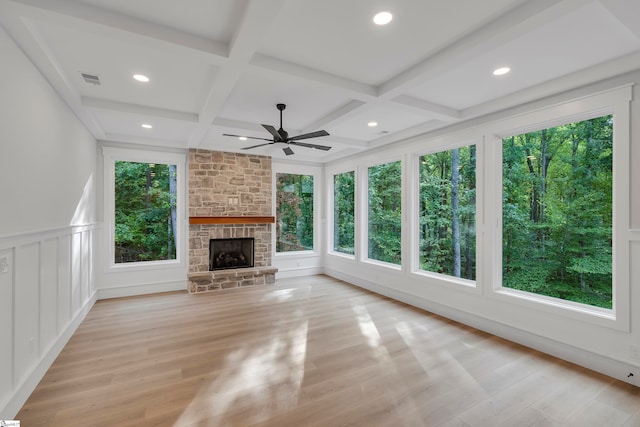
1, 0, 639, 163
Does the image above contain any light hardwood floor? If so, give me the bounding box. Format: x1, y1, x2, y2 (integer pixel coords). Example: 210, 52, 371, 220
16, 275, 640, 426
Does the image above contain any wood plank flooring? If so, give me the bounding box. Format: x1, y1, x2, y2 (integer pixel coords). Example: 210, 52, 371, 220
16, 275, 640, 426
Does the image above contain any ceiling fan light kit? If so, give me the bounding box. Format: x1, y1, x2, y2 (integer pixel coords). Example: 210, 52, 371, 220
223, 103, 331, 156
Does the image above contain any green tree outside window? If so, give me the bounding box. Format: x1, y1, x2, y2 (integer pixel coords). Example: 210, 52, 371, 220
276, 173, 314, 252
368, 161, 401, 264
502, 115, 613, 308
114, 161, 177, 263
419, 145, 476, 279
333, 171, 355, 255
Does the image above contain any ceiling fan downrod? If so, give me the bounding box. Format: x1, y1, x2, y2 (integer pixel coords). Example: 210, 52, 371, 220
276, 103, 288, 139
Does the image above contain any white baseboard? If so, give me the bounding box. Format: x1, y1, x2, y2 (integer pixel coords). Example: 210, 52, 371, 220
97, 280, 187, 300
324, 268, 640, 388
275, 266, 323, 280
1, 291, 98, 418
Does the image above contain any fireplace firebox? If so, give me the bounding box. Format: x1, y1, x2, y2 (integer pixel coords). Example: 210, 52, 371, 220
209, 238, 254, 271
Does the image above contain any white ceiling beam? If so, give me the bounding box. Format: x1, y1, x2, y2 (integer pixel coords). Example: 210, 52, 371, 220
188, 0, 286, 147
367, 120, 448, 150
461, 50, 640, 121
211, 118, 268, 133
599, 0, 640, 40
378, 0, 594, 99
4, 0, 228, 64
248, 54, 464, 129
82, 97, 199, 123
250, 54, 378, 101
100, 134, 187, 150
309, 147, 367, 164
392, 95, 461, 122
320, 135, 370, 149
309, 0, 593, 136
300, 100, 367, 132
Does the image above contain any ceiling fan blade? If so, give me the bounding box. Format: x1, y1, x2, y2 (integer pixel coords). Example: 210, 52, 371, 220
223, 134, 272, 142
226, 106, 329, 155
283, 146, 294, 156
261, 124, 281, 141
242, 142, 273, 150
290, 141, 332, 151
288, 130, 329, 141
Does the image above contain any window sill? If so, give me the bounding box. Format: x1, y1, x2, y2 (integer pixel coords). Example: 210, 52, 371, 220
107, 259, 184, 273
275, 250, 319, 259
411, 269, 477, 290
491, 287, 623, 331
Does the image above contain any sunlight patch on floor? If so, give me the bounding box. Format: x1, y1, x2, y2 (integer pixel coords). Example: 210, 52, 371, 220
260, 287, 296, 302
351, 302, 400, 368
173, 319, 309, 426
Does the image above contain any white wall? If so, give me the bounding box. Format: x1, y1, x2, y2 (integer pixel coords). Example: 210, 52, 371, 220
324, 71, 640, 387
0, 27, 98, 417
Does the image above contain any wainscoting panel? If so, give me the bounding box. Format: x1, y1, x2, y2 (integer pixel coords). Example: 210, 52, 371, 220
14, 242, 40, 387
71, 232, 83, 319
0, 249, 13, 412
57, 235, 71, 330
0, 225, 98, 418
40, 238, 58, 359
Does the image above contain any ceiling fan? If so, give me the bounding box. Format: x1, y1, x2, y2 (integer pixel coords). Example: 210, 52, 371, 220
223, 103, 331, 156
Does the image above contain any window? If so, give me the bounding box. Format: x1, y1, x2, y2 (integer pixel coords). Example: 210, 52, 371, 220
419, 145, 476, 279
114, 161, 177, 263
103, 147, 184, 269
367, 161, 401, 265
502, 115, 613, 309
333, 171, 355, 255
276, 173, 314, 252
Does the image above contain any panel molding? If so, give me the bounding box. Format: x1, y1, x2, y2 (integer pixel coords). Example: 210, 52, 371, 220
0, 224, 98, 419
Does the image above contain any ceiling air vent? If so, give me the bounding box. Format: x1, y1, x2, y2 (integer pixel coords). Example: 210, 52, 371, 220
81, 73, 101, 85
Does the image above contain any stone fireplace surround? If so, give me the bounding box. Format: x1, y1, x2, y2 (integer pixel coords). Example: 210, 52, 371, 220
187, 149, 277, 293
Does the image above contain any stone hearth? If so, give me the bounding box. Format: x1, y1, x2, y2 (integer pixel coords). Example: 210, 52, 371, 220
187, 149, 277, 293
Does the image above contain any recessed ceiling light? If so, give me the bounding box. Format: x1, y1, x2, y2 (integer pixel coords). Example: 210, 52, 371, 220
368, 121, 378, 127
493, 67, 511, 76
133, 74, 150, 82
373, 11, 393, 25
239, 136, 247, 141
141, 123, 152, 129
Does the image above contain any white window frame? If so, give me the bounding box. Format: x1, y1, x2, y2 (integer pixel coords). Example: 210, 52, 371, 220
411, 139, 481, 290
362, 158, 404, 270
329, 169, 356, 259
273, 165, 320, 257
486, 86, 631, 331
103, 147, 186, 272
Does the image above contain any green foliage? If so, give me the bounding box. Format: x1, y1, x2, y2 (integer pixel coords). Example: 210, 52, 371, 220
334, 171, 355, 254
276, 173, 314, 252
502, 115, 613, 308
368, 161, 401, 264
419, 145, 476, 279
114, 161, 177, 263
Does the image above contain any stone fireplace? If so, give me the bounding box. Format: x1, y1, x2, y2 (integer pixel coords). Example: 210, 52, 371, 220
187, 149, 277, 293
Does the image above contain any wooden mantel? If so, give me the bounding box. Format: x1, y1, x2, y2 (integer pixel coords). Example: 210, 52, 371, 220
189, 216, 275, 225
